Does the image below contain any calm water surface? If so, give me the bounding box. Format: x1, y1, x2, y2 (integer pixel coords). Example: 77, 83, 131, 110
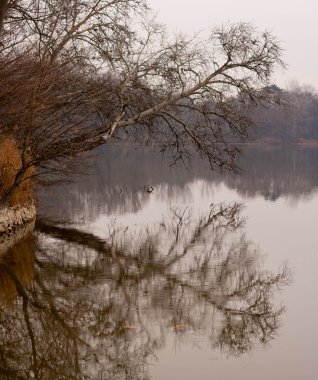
0, 146, 317, 379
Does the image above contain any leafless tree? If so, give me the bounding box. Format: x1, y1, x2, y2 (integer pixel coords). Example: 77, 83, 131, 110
0, 203, 290, 379
0, 1, 284, 206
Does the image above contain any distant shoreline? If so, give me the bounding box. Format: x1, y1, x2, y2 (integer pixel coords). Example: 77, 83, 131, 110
107, 140, 318, 147
236, 140, 318, 147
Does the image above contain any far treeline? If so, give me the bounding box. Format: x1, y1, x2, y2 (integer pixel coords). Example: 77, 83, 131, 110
250, 83, 318, 143
0, 0, 290, 209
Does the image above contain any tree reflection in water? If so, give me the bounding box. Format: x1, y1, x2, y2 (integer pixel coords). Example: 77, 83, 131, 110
0, 204, 290, 380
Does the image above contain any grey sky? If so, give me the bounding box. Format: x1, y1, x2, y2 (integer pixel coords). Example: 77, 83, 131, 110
149, 0, 318, 90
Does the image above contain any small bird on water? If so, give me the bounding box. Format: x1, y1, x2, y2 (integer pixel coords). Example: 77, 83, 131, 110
144, 185, 154, 193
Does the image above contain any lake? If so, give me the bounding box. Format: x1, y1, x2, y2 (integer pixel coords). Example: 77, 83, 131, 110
0, 145, 317, 379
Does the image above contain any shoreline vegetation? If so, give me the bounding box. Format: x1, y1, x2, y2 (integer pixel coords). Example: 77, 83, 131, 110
0, 1, 285, 214
0, 2, 316, 238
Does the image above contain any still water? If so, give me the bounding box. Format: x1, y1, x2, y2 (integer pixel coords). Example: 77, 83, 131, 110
1, 146, 318, 379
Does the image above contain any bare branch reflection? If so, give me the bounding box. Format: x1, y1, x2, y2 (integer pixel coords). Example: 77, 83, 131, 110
0, 204, 290, 379
39, 146, 318, 221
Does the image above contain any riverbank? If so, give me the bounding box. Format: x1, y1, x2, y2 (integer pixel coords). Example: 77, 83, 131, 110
0, 218, 35, 255
0, 204, 36, 238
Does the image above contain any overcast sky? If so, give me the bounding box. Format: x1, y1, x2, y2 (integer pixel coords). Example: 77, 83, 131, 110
148, 0, 318, 90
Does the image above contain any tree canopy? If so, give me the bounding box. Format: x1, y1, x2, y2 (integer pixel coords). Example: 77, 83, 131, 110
0, 0, 284, 206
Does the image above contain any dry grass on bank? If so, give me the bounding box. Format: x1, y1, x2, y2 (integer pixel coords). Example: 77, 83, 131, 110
0, 136, 34, 207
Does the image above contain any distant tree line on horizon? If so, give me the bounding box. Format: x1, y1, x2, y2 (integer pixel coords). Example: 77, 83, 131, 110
111, 82, 318, 145
2, 1, 317, 212
0, 0, 284, 208
250, 83, 318, 142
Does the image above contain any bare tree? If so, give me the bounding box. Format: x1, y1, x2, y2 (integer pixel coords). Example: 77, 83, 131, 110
0, 1, 284, 206
0, 203, 290, 379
